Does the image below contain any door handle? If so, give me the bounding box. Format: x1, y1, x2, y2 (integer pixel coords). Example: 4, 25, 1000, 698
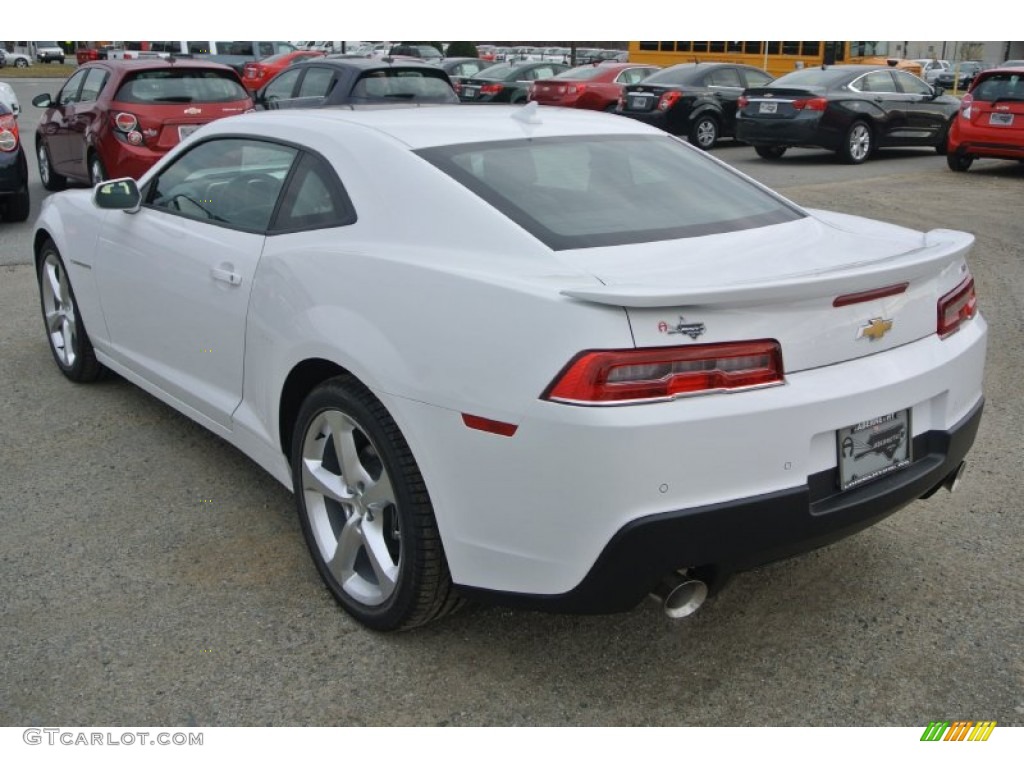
211, 267, 242, 286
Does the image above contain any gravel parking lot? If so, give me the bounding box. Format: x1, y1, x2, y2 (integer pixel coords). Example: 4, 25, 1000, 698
1, 77, 1021, 726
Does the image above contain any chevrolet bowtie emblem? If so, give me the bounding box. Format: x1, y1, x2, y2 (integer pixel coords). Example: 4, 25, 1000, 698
184, 107, 202, 115
857, 317, 893, 341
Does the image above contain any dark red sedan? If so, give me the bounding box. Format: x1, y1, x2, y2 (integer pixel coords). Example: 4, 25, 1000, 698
528, 62, 660, 111
242, 49, 325, 92
32, 59, 253, 189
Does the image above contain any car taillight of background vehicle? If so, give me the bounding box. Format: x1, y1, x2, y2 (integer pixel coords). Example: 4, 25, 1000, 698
543, 340, 785, 405
0, 115, 19, 151
658, 91, 682, 111
960, 92, 974, 119
937, 275, 978, 338
480, 83, 503, 95
112, 112, 144, 146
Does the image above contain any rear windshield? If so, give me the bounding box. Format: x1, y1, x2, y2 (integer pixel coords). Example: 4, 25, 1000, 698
475, 64, 515, 81
114, 70, 248, 103
770, 68, 848, 87
553, 66, 607, 81
351, 70, 456, 102
418, 135, 803, 250
971, 72, 1024, 101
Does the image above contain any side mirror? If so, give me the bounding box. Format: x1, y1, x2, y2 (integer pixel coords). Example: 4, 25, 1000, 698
32, 93, 53, 108
932, 85, 945, 98
93, 178, 141, 212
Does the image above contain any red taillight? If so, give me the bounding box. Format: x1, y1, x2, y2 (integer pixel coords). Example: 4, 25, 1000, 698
960, 92, 974, 119
657, 91, 682, 111
738, 95, 749, 108
544, 341, 784, 405
114, 112, 138, 132
480, 83, 503, 94
0, 115, 19, 152
792, 97, 827, 111
937, 276, 977, 338
617, 94, 625, 110
567, 83, 587, 95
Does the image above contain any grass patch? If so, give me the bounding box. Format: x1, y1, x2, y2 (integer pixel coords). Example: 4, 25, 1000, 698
0, 63, 76, 79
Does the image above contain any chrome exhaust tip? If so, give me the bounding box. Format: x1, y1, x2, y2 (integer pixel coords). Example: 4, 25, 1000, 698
650, 572, 708, 619
944, 461, 967, 493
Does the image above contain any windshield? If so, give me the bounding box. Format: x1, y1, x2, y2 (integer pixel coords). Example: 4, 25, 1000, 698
419, 135, 803, 250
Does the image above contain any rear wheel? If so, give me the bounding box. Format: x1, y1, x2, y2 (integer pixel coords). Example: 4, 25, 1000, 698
839, 120, 872, 164
292, 376, 463, 631
947, 150, 974, 172
755, 145, 787, 160
37, 143, 67, 191
15, 57, 29, 69
688, 114, 720, 150
935, 118, 953, 155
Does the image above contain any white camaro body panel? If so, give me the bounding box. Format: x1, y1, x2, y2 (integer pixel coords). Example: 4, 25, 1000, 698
33, 106, 987, 599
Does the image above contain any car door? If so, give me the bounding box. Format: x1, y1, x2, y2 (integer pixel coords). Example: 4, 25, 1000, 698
703, 67, 745, 130
93, 137, 299, 428
259, 67, 303, 109
39, 68, 87, 172
64, 66, 111, 180
850, 70, 911, 144
892, 69, 951, 141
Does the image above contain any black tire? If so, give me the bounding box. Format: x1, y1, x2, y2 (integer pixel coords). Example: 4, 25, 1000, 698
935, 118, 953, 155
291, 375, 463, 631
688, 114, 720, 150
36, 239, 105, 382
2, 185, 30, 222
755, 145, 787, 160
88, 153, 107, 186
839, 120, 873, 164
37, 142, 67, 191
947, 150, 973, 172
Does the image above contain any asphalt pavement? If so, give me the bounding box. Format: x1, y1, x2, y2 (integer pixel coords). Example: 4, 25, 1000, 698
1, 76, 1021, 726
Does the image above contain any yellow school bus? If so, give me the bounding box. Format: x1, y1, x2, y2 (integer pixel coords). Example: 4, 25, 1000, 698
628, 42, 923, 78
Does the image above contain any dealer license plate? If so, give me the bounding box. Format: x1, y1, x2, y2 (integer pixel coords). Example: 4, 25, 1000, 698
629, 95, 648, 110
463, 87, 478, 98
989, 112, 1014, 126
759, 101, 778, 114
837, 409, 912, 491
178, 125, 201, 141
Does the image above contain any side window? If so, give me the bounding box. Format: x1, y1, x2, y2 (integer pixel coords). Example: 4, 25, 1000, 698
147, 138, 298, 232
893, 70, 931, 96
298, 67, 335, 98
58, 70, 89, 106
79, 68, 109, 102
743, 69, 773, 88
856, 71, 898, 93
263, 69, 302, 101
707, 68, 742, 88
271, 153, 356, 232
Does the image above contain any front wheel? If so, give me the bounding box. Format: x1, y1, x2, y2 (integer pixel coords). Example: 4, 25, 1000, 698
947, 150, 974, 172
37, 239, 104, 382
839, 120, 872, 164
15, 58, 29, 69
935, 118, 954, 155
755, 145, 787, 160
688, 114, 720, 150
292, 376, 462, 631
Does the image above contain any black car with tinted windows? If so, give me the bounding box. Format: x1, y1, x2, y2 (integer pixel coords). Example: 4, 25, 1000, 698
616, 63, 773, 149
458, 61, 570, 104
433, 57, 493, 96
737, 65, 961, 163
256, 58, 458, 109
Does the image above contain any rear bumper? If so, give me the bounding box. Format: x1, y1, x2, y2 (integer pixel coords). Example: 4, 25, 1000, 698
0, 148, 28, 194
459, 397, 984, 614
736, 113, 834, 149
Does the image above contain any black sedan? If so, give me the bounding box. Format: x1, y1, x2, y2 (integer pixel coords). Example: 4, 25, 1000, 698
432, 57, 493, 95
0, 101, 29, 222
458, 61, 569, 103
736, 65, 961, 163
934, 61, 984, 91
616, 63, 773, 149
256, 58, 457, 109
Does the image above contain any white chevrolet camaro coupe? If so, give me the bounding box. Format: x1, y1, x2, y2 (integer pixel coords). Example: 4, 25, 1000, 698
33, 104, 986, 630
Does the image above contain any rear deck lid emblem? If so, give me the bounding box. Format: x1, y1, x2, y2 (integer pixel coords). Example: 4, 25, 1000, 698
857, 317, 893, 341
658, 316, 707, 340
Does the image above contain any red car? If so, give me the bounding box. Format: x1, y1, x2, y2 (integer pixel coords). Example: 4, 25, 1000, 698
947, 66, 1024, 171
242, 49, 325, 92
528, 62, 660, 111
32, 59, 253, 189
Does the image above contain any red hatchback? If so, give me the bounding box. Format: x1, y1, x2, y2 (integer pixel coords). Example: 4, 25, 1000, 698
947, 66, 1024, 171
32, 59, 253, 189
242, 50, 325, 92
528, 62, 660, 111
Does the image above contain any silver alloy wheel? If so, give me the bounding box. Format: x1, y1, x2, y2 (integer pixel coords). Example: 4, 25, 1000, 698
694, 118, 717, 148
40, 251, 78, 368
301, 409, 401, 606
38, 145, 51, 187
848, 124, 871, 161
15, 58, 29, 68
